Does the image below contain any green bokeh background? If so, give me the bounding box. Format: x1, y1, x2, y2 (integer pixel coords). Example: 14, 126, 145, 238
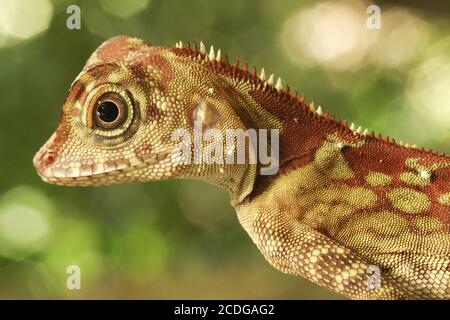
0, 0, 448, 299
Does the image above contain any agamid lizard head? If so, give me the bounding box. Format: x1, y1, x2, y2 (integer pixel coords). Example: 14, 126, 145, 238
33, 35, 258, 202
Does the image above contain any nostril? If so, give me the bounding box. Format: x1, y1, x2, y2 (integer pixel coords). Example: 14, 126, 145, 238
42, 152, 56, 166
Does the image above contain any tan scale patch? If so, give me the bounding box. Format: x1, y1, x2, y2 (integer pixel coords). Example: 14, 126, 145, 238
438, 192, 450, 206
402, 157, 450, 188
302, 203, 331, 229
76, 73, 96, 92
147, 65, 162, 81
72, 101, 83, 127
319, 185, 377, 209
399, 172, 429, 187
387, 188, 431, 214
127, 37, 144, 48
413, 216, 444, 233
108, 70, 128, 83
342, 211, 410, 250
314, 133, 366, 180
326, 204, 355, 231
285, 162, 326, 190
406, 157, 450, 172
345, 187, 377, 208
314, 141, 353, 180
355, 211, 408, 236
365, 171, 392, 186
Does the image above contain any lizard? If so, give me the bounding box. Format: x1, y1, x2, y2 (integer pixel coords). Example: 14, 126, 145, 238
33, 36, 450, 299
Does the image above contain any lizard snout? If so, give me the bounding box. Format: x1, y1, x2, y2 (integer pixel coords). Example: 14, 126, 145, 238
33, 131, 59, 179
33, 148, 57, 178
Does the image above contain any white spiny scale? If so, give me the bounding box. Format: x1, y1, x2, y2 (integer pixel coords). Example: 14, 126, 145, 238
336, 142, 345, 150
350, 123, 356, 131
178, 41, 183, 48
356, 126, 362, 134
363, 128, 369, 136
260, 68, 266, 81
275, 77, 283, 92
208, 46, 215, 60
420, 170, 431, 179
216, 49, 221, 61
199, 41, 206, 54
316, 105, 323, 116
267, 74, 274, 85
175, 41, 179, 48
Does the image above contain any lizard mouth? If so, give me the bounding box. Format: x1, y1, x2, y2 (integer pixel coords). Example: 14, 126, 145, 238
33, 148, 173, 186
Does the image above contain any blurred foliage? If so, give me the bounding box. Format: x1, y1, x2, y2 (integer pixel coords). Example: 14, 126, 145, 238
0, 0, 448, 299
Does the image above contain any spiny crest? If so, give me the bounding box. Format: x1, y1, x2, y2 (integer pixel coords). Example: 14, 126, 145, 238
171, 40, 446, 155
172, 40, 309, 108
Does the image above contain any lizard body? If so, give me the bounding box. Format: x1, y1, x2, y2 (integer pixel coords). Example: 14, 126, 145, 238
34, 36, 450, 299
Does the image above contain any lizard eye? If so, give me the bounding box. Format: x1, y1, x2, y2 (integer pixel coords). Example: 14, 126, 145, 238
86, 84, 135, 138
94, 93, 126, 129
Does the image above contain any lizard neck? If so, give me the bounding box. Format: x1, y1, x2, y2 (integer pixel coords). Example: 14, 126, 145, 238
226, 72, 450, 207
217, 74, 346, 204
172, 45, 450, 207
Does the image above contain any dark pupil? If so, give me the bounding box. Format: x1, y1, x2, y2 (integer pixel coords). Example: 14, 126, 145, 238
97, 101, 119, 123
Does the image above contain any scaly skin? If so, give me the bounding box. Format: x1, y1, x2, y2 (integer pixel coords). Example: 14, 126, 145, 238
33, 36, 450, 299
